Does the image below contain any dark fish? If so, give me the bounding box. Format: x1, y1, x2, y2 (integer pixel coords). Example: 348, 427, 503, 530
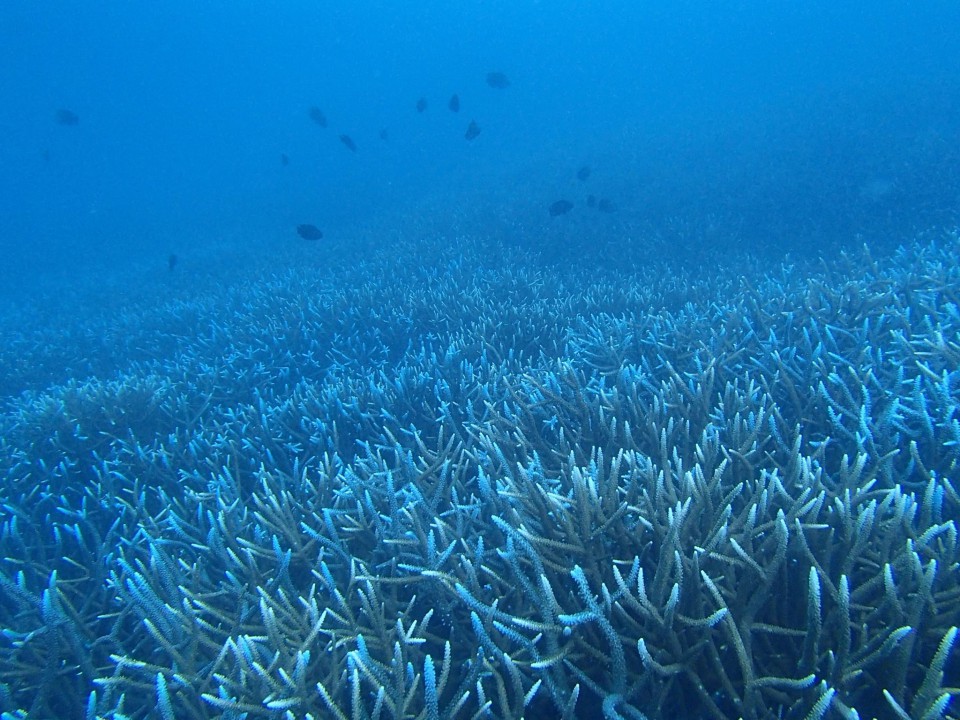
309, 106, 327, 127
379, 128, 389, 141
296, 224, 324, 241
168, 253, 178, 271
448, 94, 460, 112
281, 153, 289, 166
597, 198, 617, 213
549, 200, 573, 216
577, 165, 591, 181
339, 134, 357, 152
464, 120, 481, 141
55, 108, 79, 126
416, 97, 428, 113
486, 72, 510, 89
587, 194, 597, 208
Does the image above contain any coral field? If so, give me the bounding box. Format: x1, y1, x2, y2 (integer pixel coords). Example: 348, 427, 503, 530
0, 231, 958, 719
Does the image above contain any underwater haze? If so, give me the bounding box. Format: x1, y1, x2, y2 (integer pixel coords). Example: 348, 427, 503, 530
1, 1, 960, 719
2, 0, 959, 288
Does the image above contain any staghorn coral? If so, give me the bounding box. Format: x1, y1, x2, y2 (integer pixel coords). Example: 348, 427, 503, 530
0, 231, 958, 719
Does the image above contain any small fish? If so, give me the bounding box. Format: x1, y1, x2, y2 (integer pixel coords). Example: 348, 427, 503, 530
586, 194, 597, 208
416, 97, 428, 113
281, 153, 289, 166
597, 198, 617, 213
577, 165, 591, 181
486, 71, 510, 89
448, 94, 460, 112
296, 224, 324, 240
464, 120, 481, 141
549, 200, 573, 216
55, 108, 79, 126
379, 128, 390, 141
309, 106, 327, 127
339, 134, 357, 152
168, 253, 178, 271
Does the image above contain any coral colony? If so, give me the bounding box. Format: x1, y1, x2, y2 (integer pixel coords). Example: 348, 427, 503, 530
0, 230, 958, 720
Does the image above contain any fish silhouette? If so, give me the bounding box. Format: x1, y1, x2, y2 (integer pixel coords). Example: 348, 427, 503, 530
464, 120, 481, 141
296, 224, 324, 240
486, 72, 510, 89
448, 94, 460, 112
339, 134, 357, 152
309, 107, 327, 127
168, 254, 178, 271
549, 200, 573, 216
577, 165, 591, 181
55, 108, 79, 126
416, 97, 428, 113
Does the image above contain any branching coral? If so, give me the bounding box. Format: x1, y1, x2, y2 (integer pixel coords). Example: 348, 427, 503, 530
1, 235, 959, 719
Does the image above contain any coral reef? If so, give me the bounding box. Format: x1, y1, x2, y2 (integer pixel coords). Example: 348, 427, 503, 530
1, 232, 958, 719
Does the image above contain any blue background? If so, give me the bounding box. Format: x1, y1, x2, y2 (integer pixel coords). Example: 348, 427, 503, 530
1, 0, 958, 301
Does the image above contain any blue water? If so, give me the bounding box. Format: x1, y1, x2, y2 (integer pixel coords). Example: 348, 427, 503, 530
2, 1, 958, 289
1, 2, 959, 719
